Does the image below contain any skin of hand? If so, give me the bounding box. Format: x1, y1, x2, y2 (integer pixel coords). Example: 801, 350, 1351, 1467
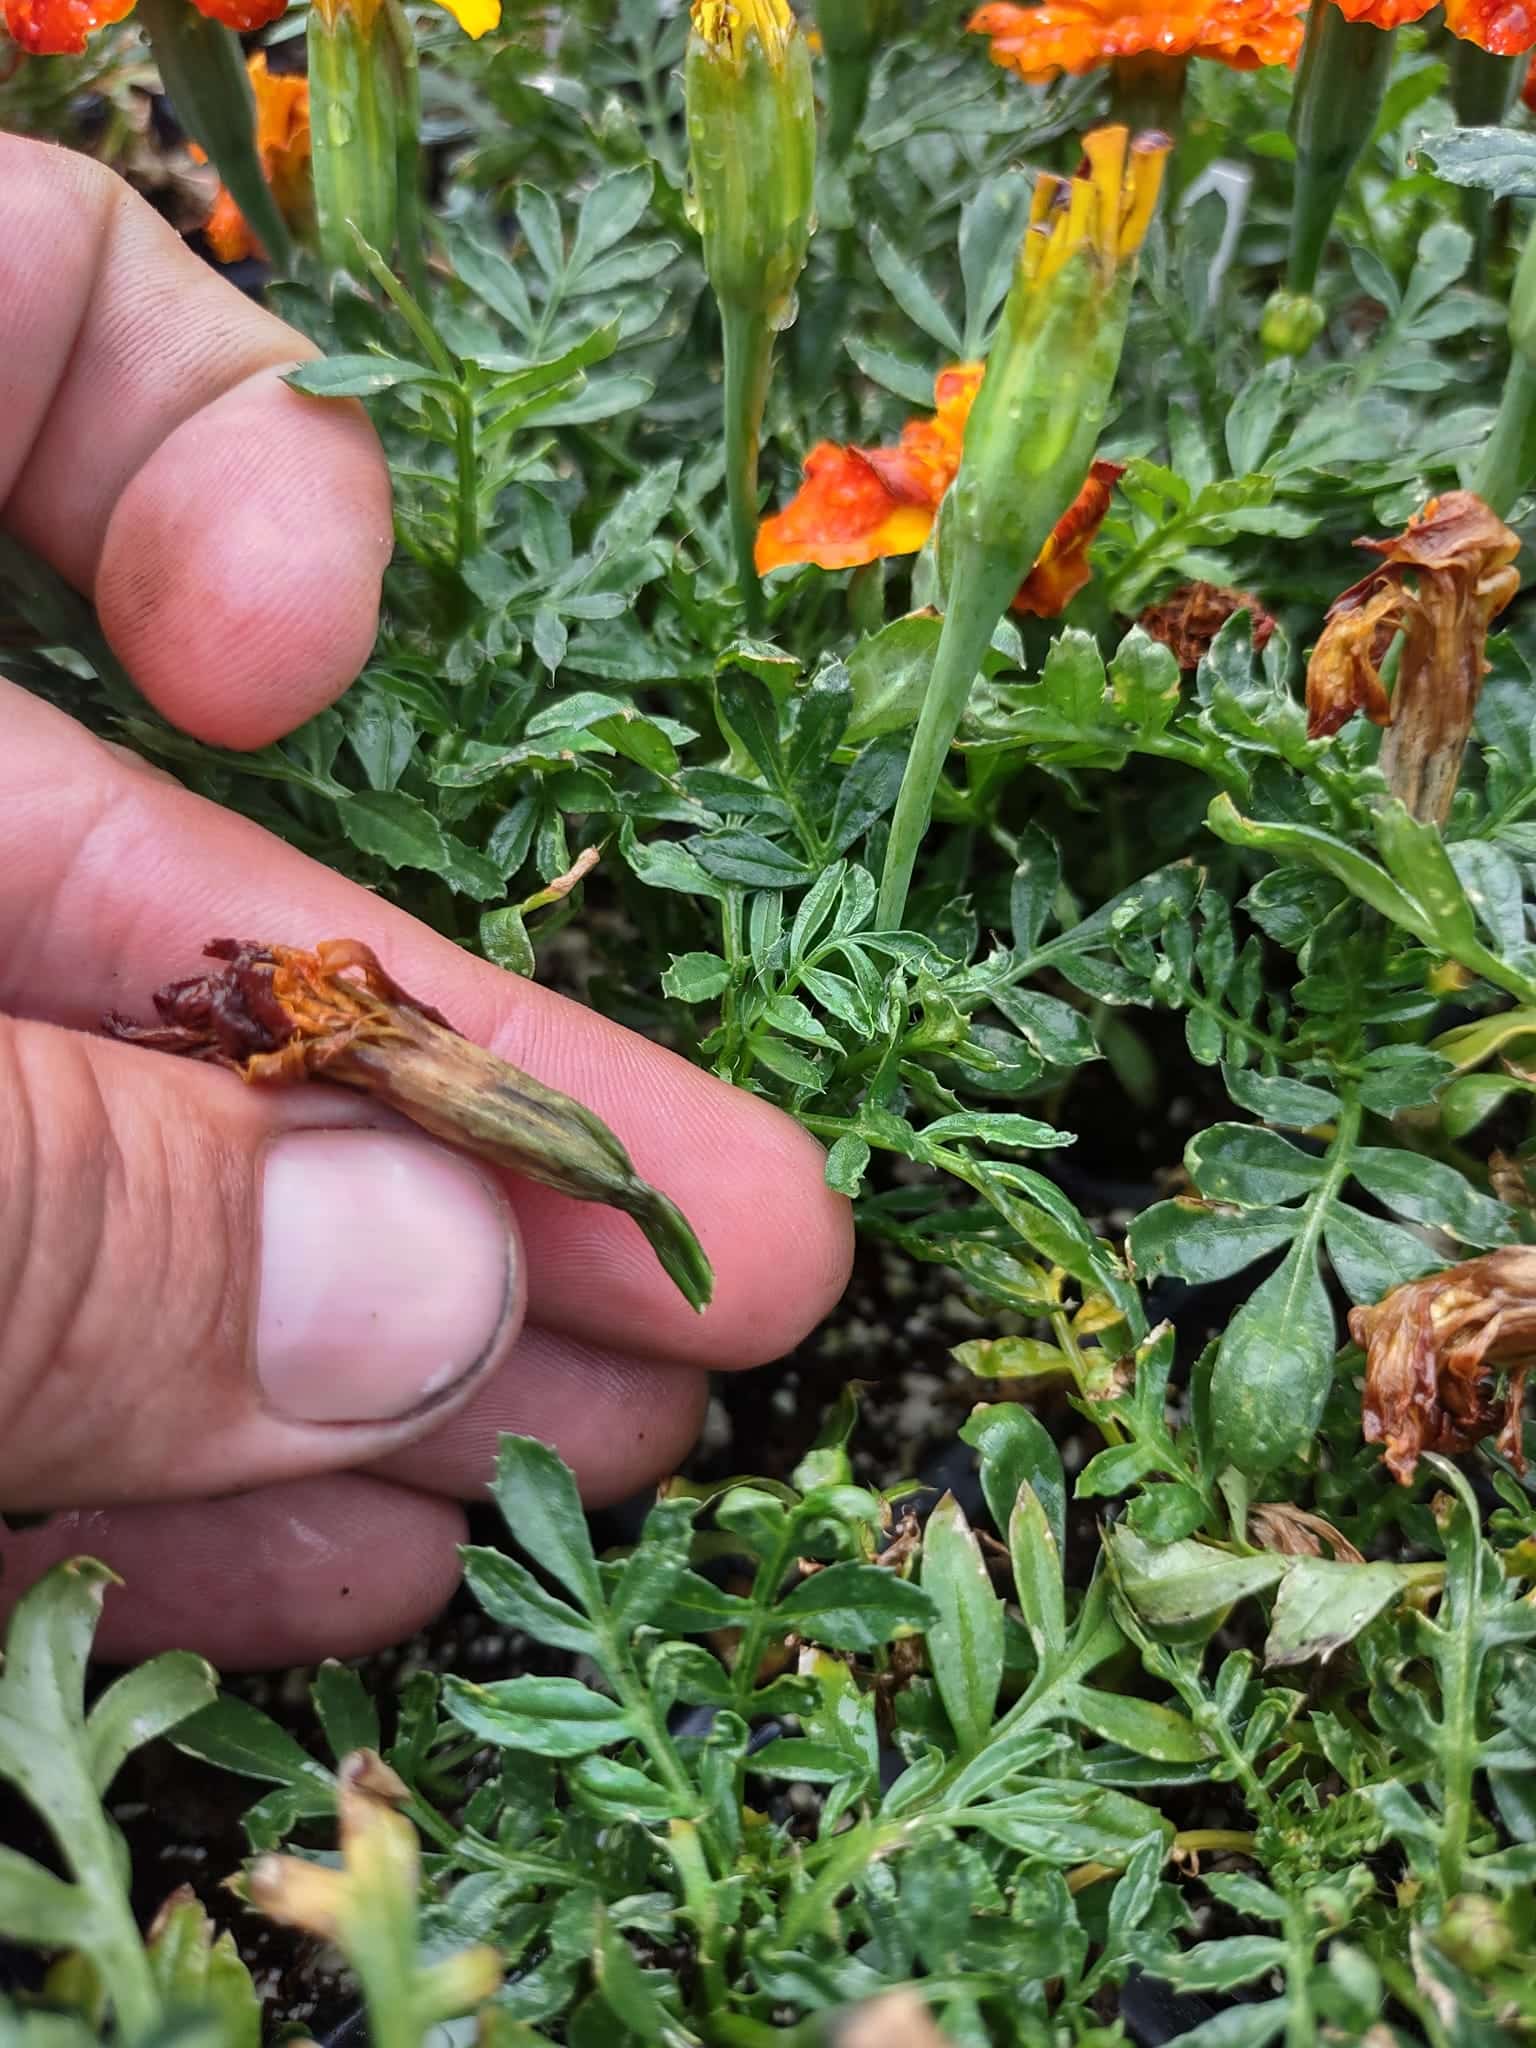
0, 135, 853, 1671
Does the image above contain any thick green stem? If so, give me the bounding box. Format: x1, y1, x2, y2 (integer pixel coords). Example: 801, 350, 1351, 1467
876, 543, 1019, 929
824, 43, 874, 161
1476, 350, 1536, 515
1109, 53, 1188, 139
721, 303, 775, 629
1449, 39, 1522, 282
137, 0, 291, 271
1285, 7, 1395, 296
1474, 215, 1536, 515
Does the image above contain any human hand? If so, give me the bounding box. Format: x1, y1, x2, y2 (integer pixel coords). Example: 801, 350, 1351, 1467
0, 137, 852, 1670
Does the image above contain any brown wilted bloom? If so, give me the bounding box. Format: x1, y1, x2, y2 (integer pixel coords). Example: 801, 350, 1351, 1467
103, 939, 711, 1311
1306, 492, 1520, 826
1352, 1247, 1536, 1483
1248, 1501, 1364, 1563
1137, 580, 1277, 671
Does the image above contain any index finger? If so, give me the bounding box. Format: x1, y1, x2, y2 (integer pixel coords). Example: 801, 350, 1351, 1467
0, 134, 393, 746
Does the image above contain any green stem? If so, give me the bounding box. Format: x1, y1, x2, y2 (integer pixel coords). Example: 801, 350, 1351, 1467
823, 42, 875, 162
1282, 1899, 1318, 2048
876, 542, 1019, 929
454, 377, 480, 566
1109, 53, 1188, 140
137, 0, 291, 271
721, 302, 776, 630
1285, 7, 1396, 296
1449, 39, 1522, 284
1473, 220, 1536, 515
1435, 1566, 1480, 1901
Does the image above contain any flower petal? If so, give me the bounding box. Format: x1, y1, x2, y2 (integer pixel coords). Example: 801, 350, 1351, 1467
755, 363, 982, 574
2, 0, 134, 55
188, 0, 288, 29
966, 0, 1306, 81
1013, 459, 1123, 617
432, 0, 500, 36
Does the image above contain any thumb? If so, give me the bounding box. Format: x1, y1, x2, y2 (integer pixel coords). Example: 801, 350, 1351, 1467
0, 1014, 524, 1511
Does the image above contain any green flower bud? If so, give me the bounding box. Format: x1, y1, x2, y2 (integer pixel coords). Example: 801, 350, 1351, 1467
945, 125, 1170, 572
1261, 288, 1326, 358
685, 0, 816, 324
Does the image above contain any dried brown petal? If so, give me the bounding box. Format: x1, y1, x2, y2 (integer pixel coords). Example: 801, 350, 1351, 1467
1248, 1502, 1364, 1562
1137, 580, 1277, 672
1304, 577, 1400, 739
103, 940, 712, 1311
1305, 491, 1520, 824
1351, 1246, 1536, 1483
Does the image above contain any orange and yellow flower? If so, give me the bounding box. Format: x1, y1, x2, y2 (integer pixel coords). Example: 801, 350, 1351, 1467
756, 364, 983, 574
192, 53, 311, 264
756, 362, 1121, 615
966, 0, 1306, 83
1332, 0, 1536, 51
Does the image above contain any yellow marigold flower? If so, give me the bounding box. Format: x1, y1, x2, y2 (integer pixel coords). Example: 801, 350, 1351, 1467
192, 53, 311, 265
309, 0, 497, 30
966, 0, 1305, 83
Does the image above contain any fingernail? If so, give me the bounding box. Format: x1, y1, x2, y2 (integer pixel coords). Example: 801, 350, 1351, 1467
256, 1129, 519, 1424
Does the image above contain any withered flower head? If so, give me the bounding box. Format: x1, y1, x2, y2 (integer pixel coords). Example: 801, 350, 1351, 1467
104, 940, 712, 1312
1351, 1247, 1536, 1484
1137, 580, 1277, 671
1306, 492, 1519, 825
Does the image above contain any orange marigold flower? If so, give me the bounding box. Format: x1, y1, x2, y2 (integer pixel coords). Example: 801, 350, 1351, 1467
2, 0, 132, 52
3, 0, 282, 52
1333, 0, 1536, 46
193, 52, 311, 265
755, 363, 983, 573
756, 364, 1121, 615
1326, 0, 1433, 25
966, 0, 1305, 83
1442, 0, 1536, 51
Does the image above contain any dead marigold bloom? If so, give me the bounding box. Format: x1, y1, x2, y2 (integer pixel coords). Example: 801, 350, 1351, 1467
191, 53, 311, 265
965, 0, 1305, 83
103, 939, 712, 1311
1352, 1247, 1536, 1484
1137, 580, 1277, 670
757, 362, 1122, 615
1305, 491, 1519, 825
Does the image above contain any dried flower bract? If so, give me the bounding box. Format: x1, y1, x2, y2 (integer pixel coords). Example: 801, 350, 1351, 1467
104, 940, 713, 1312
1351, 1247, 1536, 1483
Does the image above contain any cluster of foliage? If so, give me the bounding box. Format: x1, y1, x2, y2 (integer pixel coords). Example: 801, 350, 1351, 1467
8, 0, 1536, 2042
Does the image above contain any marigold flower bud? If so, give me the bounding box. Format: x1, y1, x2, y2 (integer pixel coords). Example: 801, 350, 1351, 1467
1260, 287, 1326, 357
685, 0, 816, 323
943, 125, 1169, 568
